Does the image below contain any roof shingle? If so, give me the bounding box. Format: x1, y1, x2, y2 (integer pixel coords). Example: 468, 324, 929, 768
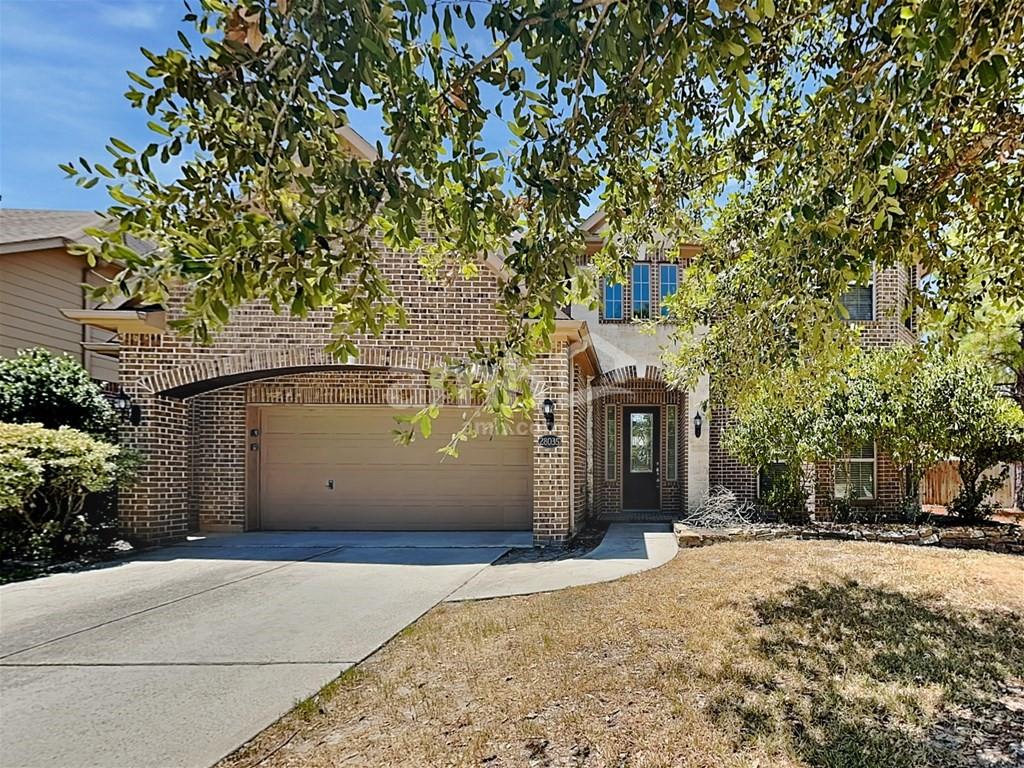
0, 208, 103, 246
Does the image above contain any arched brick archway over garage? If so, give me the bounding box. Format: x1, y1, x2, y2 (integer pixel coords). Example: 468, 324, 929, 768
118, 341, 576, 545
134, 345, 447, 398
119, 345, 453, 543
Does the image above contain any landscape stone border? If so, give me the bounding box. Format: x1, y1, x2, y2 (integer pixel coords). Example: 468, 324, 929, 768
673, 521, 1024, 555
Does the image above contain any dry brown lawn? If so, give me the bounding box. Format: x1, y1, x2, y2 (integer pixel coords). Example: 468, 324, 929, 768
220, 540, 1024, 768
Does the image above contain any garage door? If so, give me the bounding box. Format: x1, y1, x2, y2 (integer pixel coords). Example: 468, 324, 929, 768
257, 406, 532, 530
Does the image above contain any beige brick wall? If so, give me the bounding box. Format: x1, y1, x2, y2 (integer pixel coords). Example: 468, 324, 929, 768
118, 242, 578, 545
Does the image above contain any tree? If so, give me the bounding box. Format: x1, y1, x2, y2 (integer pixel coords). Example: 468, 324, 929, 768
63, 0, 1022, 441
0, 423, 137, 562
724, 349, 1024, 521
920, 355, 1024, 521
0, 349, 119, 440
933, 299, 1024, 508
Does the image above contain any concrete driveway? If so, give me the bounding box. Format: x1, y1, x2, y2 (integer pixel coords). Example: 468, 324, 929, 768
0, 531, 529, 768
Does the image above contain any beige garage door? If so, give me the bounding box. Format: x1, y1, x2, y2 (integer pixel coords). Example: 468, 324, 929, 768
257, 406, 532, 530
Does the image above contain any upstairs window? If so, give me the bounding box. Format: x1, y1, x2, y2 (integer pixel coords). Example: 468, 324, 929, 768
835, 442, 875, 500
660, 264, 678, 317
632, 264, 651, 319
904, 266, 915, 331
603, 280, 623, 320
840, 280, 873, 321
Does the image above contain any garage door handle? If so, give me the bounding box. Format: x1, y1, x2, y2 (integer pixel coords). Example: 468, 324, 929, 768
326, 479, 335, 490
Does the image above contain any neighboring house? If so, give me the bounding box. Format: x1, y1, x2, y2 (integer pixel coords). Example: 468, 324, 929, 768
0, 209, 123, 383
57, 128, 917, 546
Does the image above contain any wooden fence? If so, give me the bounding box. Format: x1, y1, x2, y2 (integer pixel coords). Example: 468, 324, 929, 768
921, 461, 1018, 508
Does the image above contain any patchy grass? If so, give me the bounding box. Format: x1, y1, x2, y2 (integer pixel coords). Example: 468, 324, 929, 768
219, 541, 1024, 768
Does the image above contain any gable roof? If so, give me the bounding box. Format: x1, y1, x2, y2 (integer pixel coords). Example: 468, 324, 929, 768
0, 208, 104, 253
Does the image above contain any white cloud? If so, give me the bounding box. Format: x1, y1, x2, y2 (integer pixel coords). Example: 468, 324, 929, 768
97, 2, 163, 31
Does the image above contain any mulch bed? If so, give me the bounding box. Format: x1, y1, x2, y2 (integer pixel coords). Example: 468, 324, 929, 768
493, 520, 610, 564
0, 540, 137, 584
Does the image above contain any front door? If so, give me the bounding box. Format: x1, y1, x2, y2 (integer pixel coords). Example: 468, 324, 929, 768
622, 406, 660, 510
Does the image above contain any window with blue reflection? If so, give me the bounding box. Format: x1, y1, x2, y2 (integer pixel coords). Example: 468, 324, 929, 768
603, 280, 623, 320
660, 264, 677, 317
632, 264, 650, 319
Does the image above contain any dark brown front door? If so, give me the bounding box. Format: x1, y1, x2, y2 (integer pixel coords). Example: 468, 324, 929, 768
622, 406, 660, 510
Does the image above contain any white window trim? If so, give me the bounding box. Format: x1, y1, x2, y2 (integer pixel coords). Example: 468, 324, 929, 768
870, 274, 876, 322
604, 405, 617, 480
834, 442, 876, 500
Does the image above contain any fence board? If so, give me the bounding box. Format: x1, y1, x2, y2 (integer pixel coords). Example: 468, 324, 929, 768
922, 461, 1016, 508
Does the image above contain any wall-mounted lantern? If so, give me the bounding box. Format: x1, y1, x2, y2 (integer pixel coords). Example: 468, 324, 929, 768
542, 398, 555, 431
693, 410, 703, 438
111, 386, 142, 426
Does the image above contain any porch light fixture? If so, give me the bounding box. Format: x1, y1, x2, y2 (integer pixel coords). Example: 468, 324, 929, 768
693, 410, 703, 438
111, 386, 142, 426
542, 398, 555, 431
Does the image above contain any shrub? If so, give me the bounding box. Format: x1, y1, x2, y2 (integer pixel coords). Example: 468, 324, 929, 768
724, 349, 1024, 523
919, 356, 1024, 522
0, 349, 118, 439
758, 469, 810, 524
0, 423, 136, 562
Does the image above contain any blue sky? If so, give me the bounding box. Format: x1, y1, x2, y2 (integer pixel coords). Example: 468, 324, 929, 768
0, 0, 392, 212
0, 2, 601, 215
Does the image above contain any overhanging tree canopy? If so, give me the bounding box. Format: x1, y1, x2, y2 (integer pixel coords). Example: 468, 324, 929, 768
65, 0, 1023, 431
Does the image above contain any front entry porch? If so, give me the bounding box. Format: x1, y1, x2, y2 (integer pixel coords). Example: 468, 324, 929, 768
592, 367, 686, 518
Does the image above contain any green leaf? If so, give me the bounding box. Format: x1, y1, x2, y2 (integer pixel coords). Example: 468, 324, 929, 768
147, 121, 172, 137
126, 71, 153, 89
110, 137, 136, 155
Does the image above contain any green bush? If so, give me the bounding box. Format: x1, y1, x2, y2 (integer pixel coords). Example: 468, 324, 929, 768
759, 479, 810, 524
0, 349, 118, 439
0, 423, 136, 562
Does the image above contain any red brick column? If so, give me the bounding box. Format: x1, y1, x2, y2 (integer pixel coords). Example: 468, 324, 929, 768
531, 343, 573, 545
119, 395, 191, 543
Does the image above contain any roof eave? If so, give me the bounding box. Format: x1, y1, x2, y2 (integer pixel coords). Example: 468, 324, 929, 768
0, 237, 70, 254
60, 308, 165, 335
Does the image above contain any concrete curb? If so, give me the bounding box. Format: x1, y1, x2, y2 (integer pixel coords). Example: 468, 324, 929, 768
445, 523, 678, 601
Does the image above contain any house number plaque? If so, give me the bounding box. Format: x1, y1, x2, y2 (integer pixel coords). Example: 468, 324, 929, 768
537, 434, 562, 448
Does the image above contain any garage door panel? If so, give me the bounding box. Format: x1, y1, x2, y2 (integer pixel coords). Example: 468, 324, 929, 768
261, 471, 531, 506
258, 406, 532, 530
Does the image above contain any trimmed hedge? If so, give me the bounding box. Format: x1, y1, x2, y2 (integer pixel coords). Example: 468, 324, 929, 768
0, 423, 136, 562
0, 348, 118, 439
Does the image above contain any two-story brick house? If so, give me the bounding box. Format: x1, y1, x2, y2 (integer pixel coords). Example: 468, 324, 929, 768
61, 128, 916, 546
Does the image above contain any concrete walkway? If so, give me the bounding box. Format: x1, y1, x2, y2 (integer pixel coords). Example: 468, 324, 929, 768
447, 523, 678, 601
0, 531, 528, 768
